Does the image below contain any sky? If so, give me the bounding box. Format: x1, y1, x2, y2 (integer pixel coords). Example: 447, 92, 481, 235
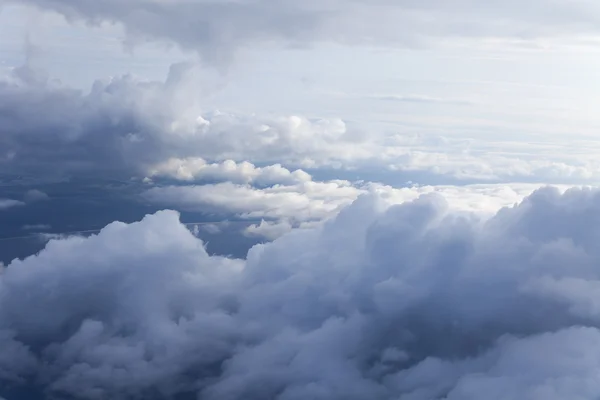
3, 0, 600, 399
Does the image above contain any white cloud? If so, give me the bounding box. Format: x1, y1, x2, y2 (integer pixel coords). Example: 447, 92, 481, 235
229, 182, 555, 239
143, 180, 359, 222
143, 179, 557, 234
4, 187, 600, 398
367, 93, 474, 106
149, 157, 312, 186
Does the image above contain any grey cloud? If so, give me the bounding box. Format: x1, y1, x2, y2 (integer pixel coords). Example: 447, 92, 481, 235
244, 219, 294, 240
0, 64, 360, 182
0, 199, 24, 210
2, 187, 600, 398
7, 0, 327, 66
0, 65, 167, 179
23, 189, 49, 203
7, 0, 600, 64
2, 64, 600, 185
21, 224, 51, 231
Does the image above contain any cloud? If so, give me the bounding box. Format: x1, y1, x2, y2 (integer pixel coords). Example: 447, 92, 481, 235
368, 94, 474, 106
21, 224, 51, 231
243, 219, 295, 240
0, 63, 192, 180
0, 199, 24, 210
2, 63, 600, 185
194, 222, 224, 235
8, 0, 600, 64
242, 219, 322, 240
143, 180, 359, 222
4, 187, 600, 398
142, 179, 557, 241
23, 189, 49, 203
0, 63, 369, 182
143, 180, 553, 230
148, 157, 312, 186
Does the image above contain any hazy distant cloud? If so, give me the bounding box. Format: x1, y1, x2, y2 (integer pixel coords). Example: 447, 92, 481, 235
196, 222, 224, 235
242, 219, 321, 240
368, 94, 474, 106
244, 219, 294, 240
24, 189, 49, 202
4, 187, 600, 398
0, 199, 24, 210
21, 224, 51, 231
8, 0, 600, 64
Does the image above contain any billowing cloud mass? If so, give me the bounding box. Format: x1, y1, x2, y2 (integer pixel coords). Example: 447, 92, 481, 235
3, 187, 600, 399
7, 0, 600, 64
3, 0, 600, 398
3, 63, 600, 185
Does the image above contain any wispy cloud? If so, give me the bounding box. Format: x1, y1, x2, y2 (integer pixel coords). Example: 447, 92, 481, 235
367, 94, 474, 106
0, 199, 24, 210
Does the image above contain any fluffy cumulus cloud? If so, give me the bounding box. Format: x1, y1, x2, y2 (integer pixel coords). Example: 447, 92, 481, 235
4, 187, 600, 399
7, 0, 600, 64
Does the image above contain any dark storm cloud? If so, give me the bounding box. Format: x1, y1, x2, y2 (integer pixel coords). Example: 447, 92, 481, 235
0, 64, 183, 180
2, 187, 600, 399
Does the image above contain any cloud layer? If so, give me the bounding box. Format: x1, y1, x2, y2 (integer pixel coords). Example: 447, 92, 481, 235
8, 0, 600, 64
3, 187, 600, 399
2, 3, 600, 399
3, 64, 600, 185
143, 179, 560, 239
